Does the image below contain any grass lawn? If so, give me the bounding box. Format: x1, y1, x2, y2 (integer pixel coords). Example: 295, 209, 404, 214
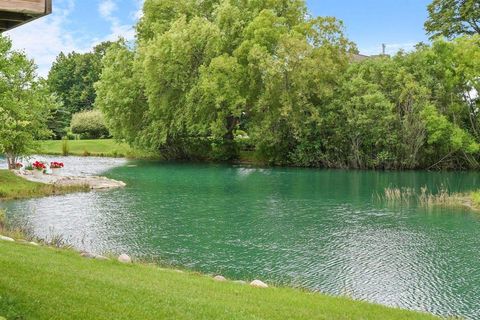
36, 139, 155, 158
0, 170, 88, 200
0, 241, 438, 320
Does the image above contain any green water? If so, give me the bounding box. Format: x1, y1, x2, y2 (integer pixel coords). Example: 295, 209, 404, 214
4, 160, 480, 319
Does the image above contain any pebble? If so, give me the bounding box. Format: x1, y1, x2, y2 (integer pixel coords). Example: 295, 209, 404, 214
213, 275, 227, 282
29, 242, 39, 246
118, 253, 132, 263
250, 280, 268, 288
0, 235, 14, 242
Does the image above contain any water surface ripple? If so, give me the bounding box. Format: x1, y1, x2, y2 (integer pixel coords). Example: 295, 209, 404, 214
2, 159, 480, 319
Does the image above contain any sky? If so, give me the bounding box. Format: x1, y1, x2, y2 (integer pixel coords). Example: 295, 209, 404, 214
5, 0, 432, 77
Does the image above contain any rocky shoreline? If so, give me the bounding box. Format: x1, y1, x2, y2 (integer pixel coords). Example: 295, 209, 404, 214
13, 170, 126, 190
0, 234, 270, 289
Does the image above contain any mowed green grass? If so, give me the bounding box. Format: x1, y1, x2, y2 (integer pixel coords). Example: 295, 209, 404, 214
36, 139, 155, 158
0, 170, 87, 200
0, 241, 438, 320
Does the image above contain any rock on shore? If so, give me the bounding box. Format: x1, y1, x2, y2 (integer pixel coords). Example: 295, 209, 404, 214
14, 170, 126, 190
250, 280, 268, 288
118, 254, 132, 263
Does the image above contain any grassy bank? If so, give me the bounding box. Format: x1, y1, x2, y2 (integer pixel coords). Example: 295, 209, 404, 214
36, 139, 156, 158
0, 241, 438, 320
0, 170, 88, 200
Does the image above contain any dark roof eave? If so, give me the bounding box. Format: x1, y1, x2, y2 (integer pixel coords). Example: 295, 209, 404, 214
0, 0, 52, 32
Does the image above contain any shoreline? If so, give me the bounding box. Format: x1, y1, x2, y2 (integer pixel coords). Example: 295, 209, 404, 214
0, 239, 439, 320
0, 159, 470, 319
12, 169, 126, 190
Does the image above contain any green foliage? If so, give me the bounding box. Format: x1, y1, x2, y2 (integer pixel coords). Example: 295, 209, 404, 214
97, 0, 355, 161
425, 0, 480, 39
0, 36, 54, 169
94, 40, 147, 146
47, 98, 70, 139
70, 110, 109, 139
96, 1, 480, 170
47, 42, 114, 119
314, 36, 480, 169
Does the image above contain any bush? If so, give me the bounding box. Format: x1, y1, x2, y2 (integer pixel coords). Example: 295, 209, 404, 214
70, 110, 110, 139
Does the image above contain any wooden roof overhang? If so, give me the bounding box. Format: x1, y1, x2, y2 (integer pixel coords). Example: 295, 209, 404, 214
0, 0, 52, 32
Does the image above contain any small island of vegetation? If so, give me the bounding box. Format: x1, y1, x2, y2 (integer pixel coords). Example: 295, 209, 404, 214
0, 170, 88, 201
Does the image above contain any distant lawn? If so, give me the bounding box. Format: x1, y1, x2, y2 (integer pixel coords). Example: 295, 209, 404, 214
0, 170, 87, 200
0, 241, 438, 320
36, 139, 156, 158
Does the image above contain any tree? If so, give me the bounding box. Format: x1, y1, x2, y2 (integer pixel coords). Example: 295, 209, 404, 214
187, 54, 246, 159
425, 0, 480, 39
98, 0, 355, 161
47, 41, 113, 117
95, 41, 148, 146
0, 36, 54, 169
97, 0, 480, 169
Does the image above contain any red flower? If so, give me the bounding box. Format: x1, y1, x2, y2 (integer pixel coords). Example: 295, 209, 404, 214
50, 162, 64, 169
32, 161, 46, 170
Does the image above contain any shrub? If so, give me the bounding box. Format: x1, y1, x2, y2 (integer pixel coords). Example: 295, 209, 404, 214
70, 110, 110, 139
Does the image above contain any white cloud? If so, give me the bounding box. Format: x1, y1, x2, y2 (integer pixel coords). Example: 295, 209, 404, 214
98, 0, 138, 42
4, 0, 144, 78
5, 0, 91, 77
99, 0, 117, 19
133, 0, 144, 20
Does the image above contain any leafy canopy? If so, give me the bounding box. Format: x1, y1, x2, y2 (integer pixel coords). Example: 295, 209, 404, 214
425, 0, 480, 39
97, 0, 356, 160
0, 36, 56, 169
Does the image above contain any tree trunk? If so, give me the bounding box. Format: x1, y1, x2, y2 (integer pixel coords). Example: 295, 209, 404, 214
5, 152, 17, 170
221, 115, 239, 160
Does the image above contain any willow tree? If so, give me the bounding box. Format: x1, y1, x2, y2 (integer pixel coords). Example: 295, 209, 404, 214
96, 0, 355, 160
0, 36, 54, 169
94, 41, 148, 147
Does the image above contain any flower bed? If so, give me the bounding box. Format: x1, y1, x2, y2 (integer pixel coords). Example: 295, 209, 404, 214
50, 162, 64, 169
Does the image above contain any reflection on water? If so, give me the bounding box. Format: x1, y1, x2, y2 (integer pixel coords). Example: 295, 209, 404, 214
2, 160, 480, 319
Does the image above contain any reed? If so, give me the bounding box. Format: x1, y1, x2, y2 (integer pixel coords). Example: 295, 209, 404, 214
378, 185, 468, 209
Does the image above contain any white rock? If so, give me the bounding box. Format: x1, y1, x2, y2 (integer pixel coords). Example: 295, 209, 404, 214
29, 242, 39, 246
233, 280, 247, 285
213, 275, 227, 282
0, 235, 14, 242
250, 280, 268, 288
118, 254, 132, 263
81, 252, 96, 259
95, 255, 109, 261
